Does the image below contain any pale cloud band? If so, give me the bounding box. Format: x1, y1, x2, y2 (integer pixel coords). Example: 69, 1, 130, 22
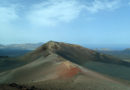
27, 0, 121, 26
27, 0, 83, 26
85, 0, 121, 13
0, 0, 124, 27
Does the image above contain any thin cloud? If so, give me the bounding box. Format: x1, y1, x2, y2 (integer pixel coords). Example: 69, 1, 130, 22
26, 0, 121, 26
84, 0, 121, 13
128, 1, 130, 5
0, 0, 122, 27
0, 6, 18, 24
0, 0, 122, 28
27, 0, 83, 27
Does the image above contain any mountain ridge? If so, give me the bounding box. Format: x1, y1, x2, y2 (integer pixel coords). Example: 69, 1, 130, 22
0, 41, 130, 90
37, 41, 127, 63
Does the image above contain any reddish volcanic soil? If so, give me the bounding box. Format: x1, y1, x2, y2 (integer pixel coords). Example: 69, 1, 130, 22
56, 61, 81, 79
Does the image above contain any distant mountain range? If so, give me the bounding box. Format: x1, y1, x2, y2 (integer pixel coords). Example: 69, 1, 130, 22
0, 42, 130, 59
0, 41, 130, 90
0, 43, 43, 50
95, 48, 130, 52
97, 48, 130, 61
0, 43, 43, 57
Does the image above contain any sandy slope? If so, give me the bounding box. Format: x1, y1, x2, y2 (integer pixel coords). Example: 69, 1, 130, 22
0, 41, 130, 90
0, 53, 130, 90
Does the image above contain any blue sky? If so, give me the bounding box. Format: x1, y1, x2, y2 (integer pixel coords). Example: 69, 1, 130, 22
0, 0, 130, 49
